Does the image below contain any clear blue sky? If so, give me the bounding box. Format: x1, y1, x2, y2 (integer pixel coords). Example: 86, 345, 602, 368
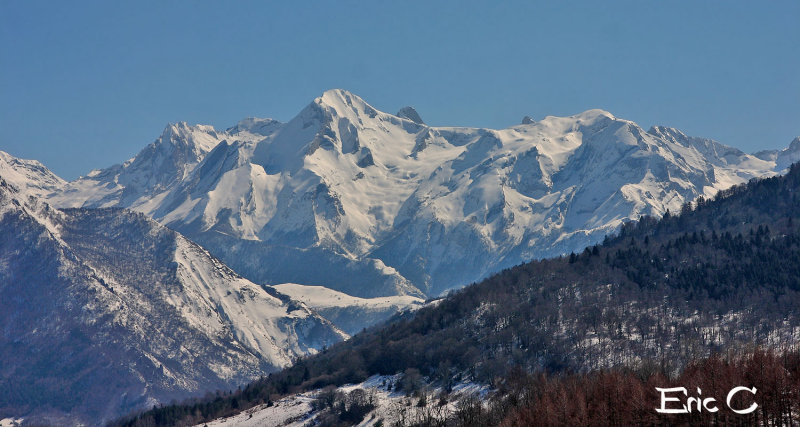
1, 1, 798, 179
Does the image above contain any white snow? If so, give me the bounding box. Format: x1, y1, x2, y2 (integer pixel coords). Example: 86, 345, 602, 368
0, 174, 66, 243
272, 283, 424, 334
36, 89, 796, 298
0, 150, 65, 199
200, 375, 489, 427
0, 176, 347, 402
170, 238, 348, 368
200, 395, 315, 427
274, 283, 424, 311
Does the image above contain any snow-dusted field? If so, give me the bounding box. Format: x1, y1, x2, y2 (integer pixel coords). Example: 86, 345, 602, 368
200, 395, 315, 427
200, 375, 488, 427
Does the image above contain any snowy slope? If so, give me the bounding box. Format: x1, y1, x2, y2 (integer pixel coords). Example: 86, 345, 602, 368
755, 136, 800, 172
50, 122, 229, 209
199, 375, 487, 427
45, 90, 795, 297
0, 150, 65, 198
0, 175, 344, 424
274, 283, 424, 334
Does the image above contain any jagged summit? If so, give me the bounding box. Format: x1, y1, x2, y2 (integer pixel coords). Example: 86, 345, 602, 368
304, 90, 426, 128
226, 117, 282, 136
521, 115, 535, 125
161, 120, 213, 135
646, 125, 780, 171
785, 136, 800, 153
276, 89, 384, 146
775, 136, 800, 171
157, 121, 220, 152
648, 125, 685, 138
397, 106, 425, 124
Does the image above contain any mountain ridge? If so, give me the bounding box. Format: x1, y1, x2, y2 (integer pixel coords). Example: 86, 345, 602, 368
18, 89, 800, 298
117, 161, 800, 427
0, 174, 345, 424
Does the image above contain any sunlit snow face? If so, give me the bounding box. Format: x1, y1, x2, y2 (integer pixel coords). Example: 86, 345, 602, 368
34, 90, 784, 298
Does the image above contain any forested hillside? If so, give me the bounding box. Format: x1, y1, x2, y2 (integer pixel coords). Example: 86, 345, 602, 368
447, 349, 800, 426
116, 163, 800, 426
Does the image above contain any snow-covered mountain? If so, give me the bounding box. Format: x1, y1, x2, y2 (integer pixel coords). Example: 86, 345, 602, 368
45, 89, 793, 297
51, 122, 227, 208
0, 150, 65, 198
755, 136, 800, 172
0, 174, 344, 424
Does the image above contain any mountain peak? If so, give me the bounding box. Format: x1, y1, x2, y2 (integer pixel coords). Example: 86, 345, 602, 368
521, 115, 535, 125
317, 88, 364, 107
156, 121, 220, 154
161, 121, 197, 135
303, 89, 380, 123
396, 106, 424, 124
0, 150, 65, 198
572, 108, 616, 121
160, 121, 215, 136
775, 136, 800, 171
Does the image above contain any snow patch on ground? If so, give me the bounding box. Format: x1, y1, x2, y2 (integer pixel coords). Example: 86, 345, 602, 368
200, 375, 489, 427
274, 283, 424, 334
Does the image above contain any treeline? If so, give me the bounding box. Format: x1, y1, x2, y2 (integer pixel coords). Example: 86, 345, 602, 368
116, 349, 800, 426
112, 164, 800, 426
